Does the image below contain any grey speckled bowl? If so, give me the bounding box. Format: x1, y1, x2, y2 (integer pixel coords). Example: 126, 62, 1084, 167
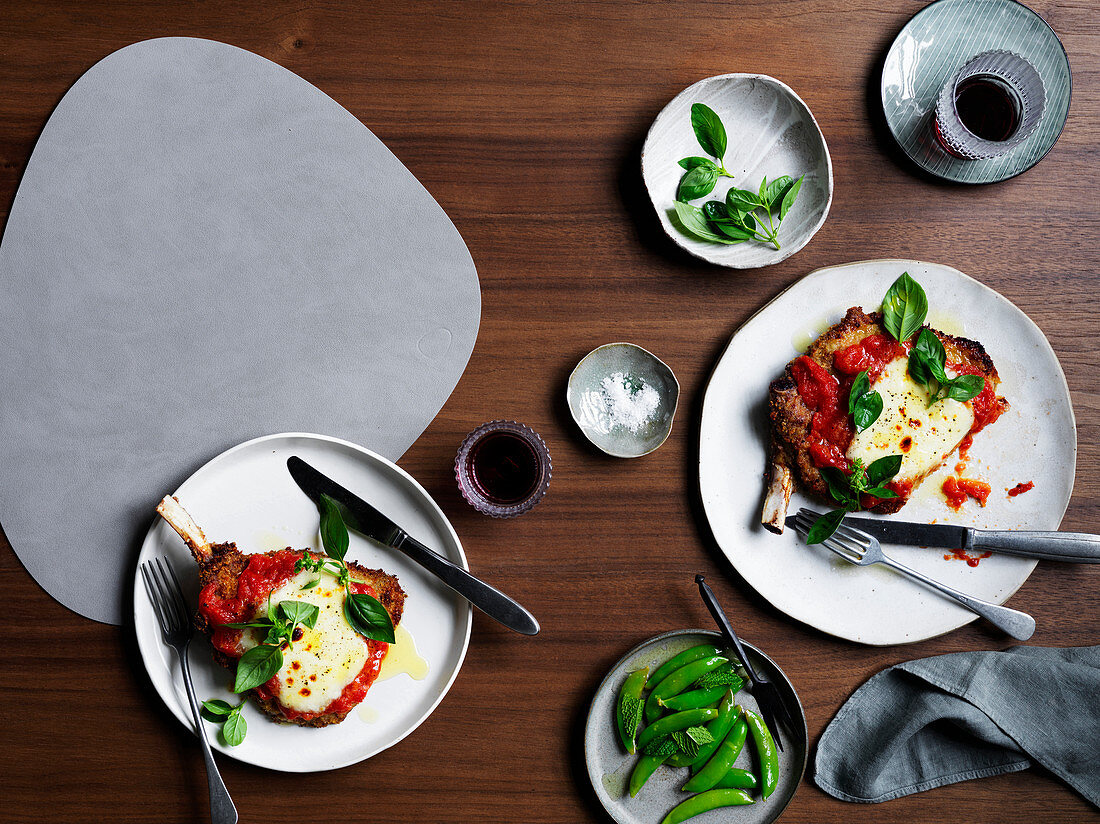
567, 343, 679, 458
585, 629, 808, 824
642, 74, 833, 268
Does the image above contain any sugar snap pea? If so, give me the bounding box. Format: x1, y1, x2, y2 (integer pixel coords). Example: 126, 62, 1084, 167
682, 709, 748, 793
644, 656, 729, 723
668, 688, 737, 769
628, 752, 668, 798
713, 768, 758, 790
647, 644, 722, 688
744, 707, 779, 800
616, 667, 648, 754
635, 708, 719, 750
658, 686, 726, 712
659, 789, 754, 824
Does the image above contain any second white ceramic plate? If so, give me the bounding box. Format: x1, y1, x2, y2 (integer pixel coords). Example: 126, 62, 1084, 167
699, 260, 1076, 645
134, 432, 472, 771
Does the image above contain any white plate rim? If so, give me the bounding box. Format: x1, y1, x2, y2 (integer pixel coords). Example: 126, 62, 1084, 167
133, 431, 473, 772
698, 259, 1077, 645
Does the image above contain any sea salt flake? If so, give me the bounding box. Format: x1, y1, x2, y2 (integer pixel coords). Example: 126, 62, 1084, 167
599, 372, 659, 434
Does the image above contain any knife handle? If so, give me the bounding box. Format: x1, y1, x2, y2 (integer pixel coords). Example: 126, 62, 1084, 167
969, 530, 1100, 563
396, 535, 541, 635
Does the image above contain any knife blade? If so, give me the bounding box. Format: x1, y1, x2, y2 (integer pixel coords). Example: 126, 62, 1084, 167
288, 456, 540, 635
789, 512, 1100, 563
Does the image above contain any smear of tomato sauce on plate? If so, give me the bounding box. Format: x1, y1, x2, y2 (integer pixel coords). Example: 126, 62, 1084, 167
1008, 481, 1034, 497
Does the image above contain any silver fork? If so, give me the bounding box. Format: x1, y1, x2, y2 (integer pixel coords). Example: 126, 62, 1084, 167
141, 558, 238, 824
791, 509, 1036, 641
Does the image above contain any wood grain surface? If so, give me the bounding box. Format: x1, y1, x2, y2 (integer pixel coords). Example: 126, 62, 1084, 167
2, 2, 1098, 822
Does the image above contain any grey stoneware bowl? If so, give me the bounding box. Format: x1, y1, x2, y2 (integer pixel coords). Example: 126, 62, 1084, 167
567, 343, 679, 458
642, 73, 833, 268
584, 629, 808, 824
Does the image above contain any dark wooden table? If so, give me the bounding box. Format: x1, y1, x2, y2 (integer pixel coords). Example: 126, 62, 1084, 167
2, 2, 1098, 822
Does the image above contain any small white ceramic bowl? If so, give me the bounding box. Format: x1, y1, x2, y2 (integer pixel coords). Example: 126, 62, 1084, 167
642, 74, 833, 268
566, 343, 679, 458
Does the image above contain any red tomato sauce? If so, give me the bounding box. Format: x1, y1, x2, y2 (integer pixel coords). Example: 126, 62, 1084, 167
942, 476, 991, 510
944, 548, 993, 567
198, 549, 389, 721
1008, 481, 1034, 497
791, 355, 853, 471
833, 334, 908, 380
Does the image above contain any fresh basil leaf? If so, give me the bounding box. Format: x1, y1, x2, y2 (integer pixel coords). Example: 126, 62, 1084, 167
319, 493, 349, 562
301, 578, 321, 590
865, 454, 903, 486
907, 348, 934, 386
764, 175, 793, 209
344, 592, 396, 643
702, 200, 729, 221
279, 600, 319, 629
679, 156, 717, 171
678, 164, 718, 201
264, 622, 289, 646
266, 593, 277, 623
864, 486, 899, 499
726, 188, 760, 214
944, 374, 985, 402
848, 372, 872, 414
690, 103, 727, 160
806, 509, 847, 544
739, 211, 757, 231
671, 202, 739, 244
913, 328, 947, 382
201, 699, 234, 719
758, 175, 768, 200
222, 710, 247, 746
882, 272, 928, 343
779, 175, 804, 220
233, 644, 283, 693
851, 390, 883, 432
820, 467, 854, 506
709, 220, 754, 241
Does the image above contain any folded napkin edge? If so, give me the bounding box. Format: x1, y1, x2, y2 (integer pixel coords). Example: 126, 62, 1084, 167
814, 759, 1033, 803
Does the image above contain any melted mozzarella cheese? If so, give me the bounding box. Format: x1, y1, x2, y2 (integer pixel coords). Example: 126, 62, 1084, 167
238, 569, 368, 715
846, 356, 974, 483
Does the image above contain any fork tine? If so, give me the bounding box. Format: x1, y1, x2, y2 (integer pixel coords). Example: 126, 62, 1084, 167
141, 562, 171, 632
152, 558, 182, 630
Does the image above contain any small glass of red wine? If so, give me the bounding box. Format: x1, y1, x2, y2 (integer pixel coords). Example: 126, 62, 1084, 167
455, 420, 551, 518
933, 50, 1045, 161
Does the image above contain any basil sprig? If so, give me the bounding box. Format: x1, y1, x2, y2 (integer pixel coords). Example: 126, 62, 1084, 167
671, 103, 803, 250
808, 456, 902, 543
880, 272, 985, 406
908, 328, 986, 406
296, 494, 396, 644
848, 370, 883, 432
201, 698, 247, 746
226, 598, 320, 693
881, 272, 928, 343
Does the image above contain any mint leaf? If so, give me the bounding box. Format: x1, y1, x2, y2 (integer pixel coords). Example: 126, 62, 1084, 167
694, 668, 745, 691
686, 726, 714, 746
644, 736, 679, 759
671, 731, 702, 759
619, 696, 642, 743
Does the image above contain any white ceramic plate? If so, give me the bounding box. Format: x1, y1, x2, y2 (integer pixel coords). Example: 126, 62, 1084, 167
699, 260, 1076, 645
134, 432, 472, 772
641, 74, 833, 269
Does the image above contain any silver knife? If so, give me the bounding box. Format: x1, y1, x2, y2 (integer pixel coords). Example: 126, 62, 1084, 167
792, 514, 1100, 563
288, 456, 540, 635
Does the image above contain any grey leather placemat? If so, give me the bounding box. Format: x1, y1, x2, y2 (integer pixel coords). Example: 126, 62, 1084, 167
0, 37, 481, 624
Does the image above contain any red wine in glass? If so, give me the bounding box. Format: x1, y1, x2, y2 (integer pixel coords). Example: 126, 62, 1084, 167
954, 75, 1021, 141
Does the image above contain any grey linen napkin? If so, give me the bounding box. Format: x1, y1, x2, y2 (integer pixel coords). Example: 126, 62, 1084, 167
814, 645, 1100, 807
